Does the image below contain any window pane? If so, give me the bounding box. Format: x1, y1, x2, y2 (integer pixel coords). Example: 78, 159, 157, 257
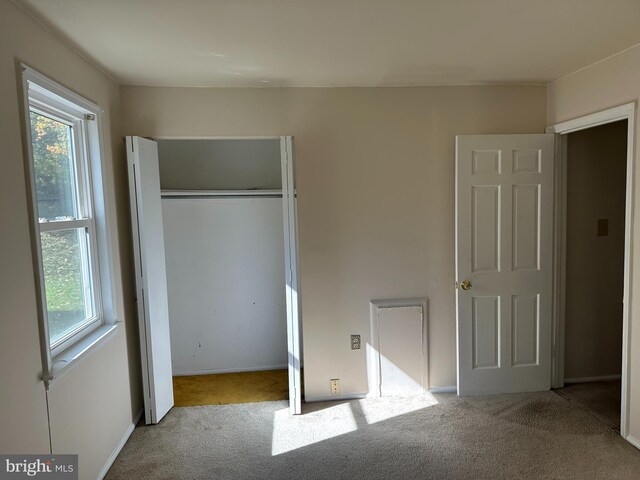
29, 111, 79, 221
41, 228, 95, 345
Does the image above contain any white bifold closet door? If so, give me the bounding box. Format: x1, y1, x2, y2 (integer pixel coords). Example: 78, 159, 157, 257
126, 136, 174, 424
280, 136, 303, 415
126, 136, 303, 421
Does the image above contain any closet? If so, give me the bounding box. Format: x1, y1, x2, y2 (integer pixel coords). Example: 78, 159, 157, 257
126, 136, 302, 424
160, 139, 287, 375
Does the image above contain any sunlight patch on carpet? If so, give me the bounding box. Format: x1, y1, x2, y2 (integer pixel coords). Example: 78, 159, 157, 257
271, 402, 357, 456
357, 394, 439, 425
270, 395, 440, 456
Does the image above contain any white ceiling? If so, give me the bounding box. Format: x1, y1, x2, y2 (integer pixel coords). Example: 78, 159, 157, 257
16, 0, 640, 87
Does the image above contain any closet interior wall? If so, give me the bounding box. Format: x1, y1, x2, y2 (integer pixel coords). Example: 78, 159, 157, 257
157, 139, 288, 375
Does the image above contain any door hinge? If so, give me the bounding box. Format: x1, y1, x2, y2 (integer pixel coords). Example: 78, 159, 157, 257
84, 113, 96, 121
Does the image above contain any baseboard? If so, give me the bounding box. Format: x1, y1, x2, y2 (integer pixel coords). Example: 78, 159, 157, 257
625, 434, 640, 450
564, 375, 621, 384
173, 364, 288, 376
305, 393, 367, 403
97, 409, 143, 480
133, 408, 144, 425
429, 386, 457, 394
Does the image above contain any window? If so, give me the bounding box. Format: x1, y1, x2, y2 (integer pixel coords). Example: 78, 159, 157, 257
22, 66, 117, 376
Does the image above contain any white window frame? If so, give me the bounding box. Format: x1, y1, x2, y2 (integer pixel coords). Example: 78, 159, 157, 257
21, 66, 119, 387
30, 100, 103, 357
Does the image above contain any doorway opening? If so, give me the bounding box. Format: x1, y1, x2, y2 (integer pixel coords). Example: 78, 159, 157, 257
157, 138, 290, 407
548, 103, 635, 439
556, 120, 627, 431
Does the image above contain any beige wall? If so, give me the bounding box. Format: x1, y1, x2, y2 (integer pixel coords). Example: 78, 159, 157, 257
547, 43, 640, 443
121, 85, 547, 397
0, 1, 141, 478
565, 121, 627, 380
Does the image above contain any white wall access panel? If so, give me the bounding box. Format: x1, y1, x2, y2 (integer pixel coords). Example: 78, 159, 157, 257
368, 299, 427, 397
162, 197, 287, 375
126, 136, 174, 424
455, 134, 554, 395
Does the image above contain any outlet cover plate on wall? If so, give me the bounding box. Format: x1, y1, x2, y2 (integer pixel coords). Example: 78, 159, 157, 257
330, 379, 340, 395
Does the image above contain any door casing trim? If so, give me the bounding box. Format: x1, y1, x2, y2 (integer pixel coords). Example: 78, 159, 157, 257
546, 101, 636, 439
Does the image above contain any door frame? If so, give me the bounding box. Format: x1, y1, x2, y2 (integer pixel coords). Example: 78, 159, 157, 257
546, 102, 636, 439
132, 135, 304, 415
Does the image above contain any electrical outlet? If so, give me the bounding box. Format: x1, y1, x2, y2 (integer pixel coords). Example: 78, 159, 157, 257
330, 379, 340, 395
351, 334, 361, 350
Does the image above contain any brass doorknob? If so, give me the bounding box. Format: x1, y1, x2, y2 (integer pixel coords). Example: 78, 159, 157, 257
460, 280, 472, 291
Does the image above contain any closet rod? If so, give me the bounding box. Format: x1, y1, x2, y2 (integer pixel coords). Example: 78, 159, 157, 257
161, 189, 283, 199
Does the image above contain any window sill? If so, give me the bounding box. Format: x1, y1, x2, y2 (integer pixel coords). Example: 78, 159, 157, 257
44, 322, 120, 389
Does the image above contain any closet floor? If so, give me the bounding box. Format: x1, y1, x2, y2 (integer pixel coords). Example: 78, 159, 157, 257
173, 369, 289, 407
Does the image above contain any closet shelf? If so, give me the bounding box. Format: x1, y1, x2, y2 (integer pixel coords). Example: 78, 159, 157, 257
161, 189, 283, 198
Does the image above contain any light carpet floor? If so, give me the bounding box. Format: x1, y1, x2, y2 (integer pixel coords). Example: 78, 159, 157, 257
172, 369, 289, 407
106, 391, 640, 480
556, 380, 621, 430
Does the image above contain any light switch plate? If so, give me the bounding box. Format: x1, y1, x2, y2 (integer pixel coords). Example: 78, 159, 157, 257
597, 218, 609, 237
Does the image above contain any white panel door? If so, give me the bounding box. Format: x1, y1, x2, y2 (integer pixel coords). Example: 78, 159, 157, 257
281, 136, 303, 414
456, 134, 554, 395
126, 136, 174, 424
379, 306, 424, 396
